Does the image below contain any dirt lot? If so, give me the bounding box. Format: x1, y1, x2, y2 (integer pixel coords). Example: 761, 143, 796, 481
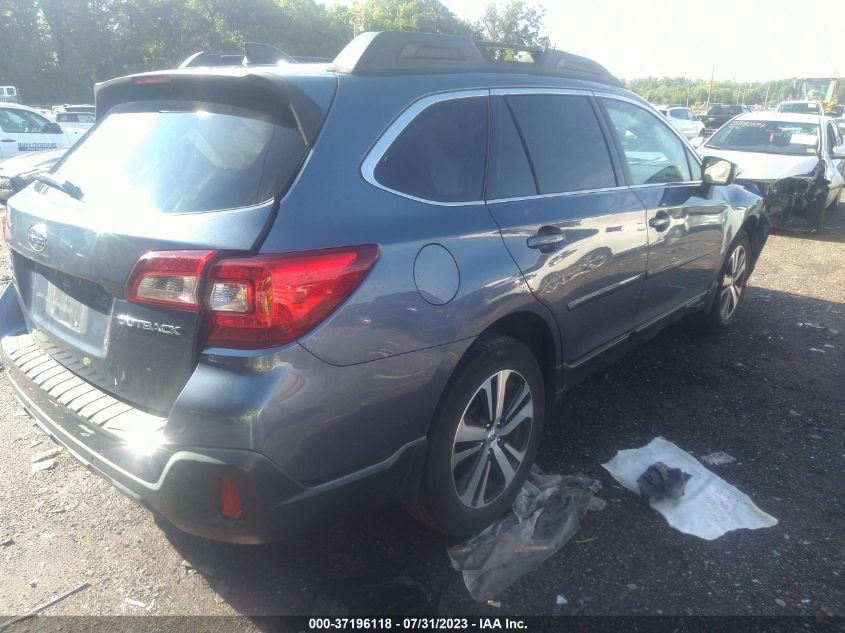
0, 204, 843, 626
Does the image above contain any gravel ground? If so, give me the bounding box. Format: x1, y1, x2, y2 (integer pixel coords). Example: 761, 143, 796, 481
0, 203, 843, 625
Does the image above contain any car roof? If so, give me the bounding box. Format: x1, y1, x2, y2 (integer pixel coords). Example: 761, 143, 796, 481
734, 111, 827, 124
0, 103, 42, 114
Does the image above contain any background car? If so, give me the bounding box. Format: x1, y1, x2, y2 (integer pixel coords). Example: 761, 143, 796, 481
657, 105, 705, 139
701, 104, 752, 134
0, 103, 84, 159
55, 111, 95, 130
698, 112, 845, 230
0, 86, 19, 104
777, 101, 824, 115
0, 147, 66, 211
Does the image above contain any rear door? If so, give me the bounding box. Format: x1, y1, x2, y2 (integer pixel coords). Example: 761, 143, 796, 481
5, 74, 331, 413
485, 90, 648, 367
599, 96, 725, 326
0, 107, 67, 159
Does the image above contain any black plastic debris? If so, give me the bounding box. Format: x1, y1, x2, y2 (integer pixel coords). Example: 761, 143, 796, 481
637, 461, 691, 502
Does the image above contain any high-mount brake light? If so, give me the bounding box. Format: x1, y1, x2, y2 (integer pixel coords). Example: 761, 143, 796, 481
125, 250, 217, 311
132, 76, 172, 85
203, 245, 380, 349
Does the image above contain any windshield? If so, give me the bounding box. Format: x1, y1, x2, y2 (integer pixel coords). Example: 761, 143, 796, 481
707, 120, 820, 156
47, 102, 307, 213
779, 103, 821, 114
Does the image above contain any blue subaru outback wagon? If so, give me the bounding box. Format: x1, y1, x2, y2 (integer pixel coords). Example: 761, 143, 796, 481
0, 32, 768, 543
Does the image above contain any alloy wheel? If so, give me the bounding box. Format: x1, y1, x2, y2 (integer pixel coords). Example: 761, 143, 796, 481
450, 369, 534, 508
720, 244, 747, 321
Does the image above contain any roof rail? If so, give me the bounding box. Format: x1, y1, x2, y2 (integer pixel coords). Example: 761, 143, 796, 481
332, 31, 621, 86
178, 42, 295, 68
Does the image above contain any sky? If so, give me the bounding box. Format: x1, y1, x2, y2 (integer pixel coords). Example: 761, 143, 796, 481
332, 0, 844, 82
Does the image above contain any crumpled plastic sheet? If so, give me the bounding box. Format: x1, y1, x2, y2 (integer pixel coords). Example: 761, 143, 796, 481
447, 466, 604, 602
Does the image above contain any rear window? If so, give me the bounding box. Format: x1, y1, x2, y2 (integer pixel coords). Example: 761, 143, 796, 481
373, 97, 488, 203
47, 101, 307, 213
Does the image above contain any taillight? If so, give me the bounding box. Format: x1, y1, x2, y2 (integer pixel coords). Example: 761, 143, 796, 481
1, 208, 7, 244
204, 245, 379, 349
125, 250, 217, 311
220, 477, 245, 520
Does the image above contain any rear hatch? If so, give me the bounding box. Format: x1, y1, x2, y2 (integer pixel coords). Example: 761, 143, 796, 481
5, 69, 335, 413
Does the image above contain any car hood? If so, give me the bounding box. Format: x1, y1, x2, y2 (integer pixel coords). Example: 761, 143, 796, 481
0, 147, 66, 178
698, 148, 820, 181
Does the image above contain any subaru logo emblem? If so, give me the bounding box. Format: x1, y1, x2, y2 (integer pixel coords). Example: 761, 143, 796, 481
28, 224, 47, 252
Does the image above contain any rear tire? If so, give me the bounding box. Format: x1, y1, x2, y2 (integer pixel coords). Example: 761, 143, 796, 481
694, 231, 752, 334
408, 334, 545, 536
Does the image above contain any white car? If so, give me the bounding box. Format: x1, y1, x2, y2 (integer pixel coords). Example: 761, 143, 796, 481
776, 101, 824, 115
0, 103, 85, 160
657, 105, 705, 139
699, 111, 845, 230
55, 111, 95, 131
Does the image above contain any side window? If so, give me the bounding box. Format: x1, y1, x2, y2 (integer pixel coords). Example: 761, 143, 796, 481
672, 108, 691, 120
0, 108, 49, 134
374, 97, 488, 203
486, 97, 537, 200
506, 94, 616, 194
602, 99, 692, 185
686, 148, 703, 180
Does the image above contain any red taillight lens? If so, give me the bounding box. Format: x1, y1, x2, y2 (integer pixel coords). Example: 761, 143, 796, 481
125, 250, 217, 311
133, 75, 172, 85
1, 208, 8, 244
204, 245, 379, 349
220, 477, 245, 520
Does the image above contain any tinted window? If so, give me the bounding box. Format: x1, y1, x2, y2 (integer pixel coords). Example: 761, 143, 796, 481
602, 99, 692, 185
671, 108, 691, 120
0, 108, 51, 133
374, 97, 487, 203
827, 123, 839, 151
49, 102, 307, 213
506, 95, 616, 194
486, 97, 537, 200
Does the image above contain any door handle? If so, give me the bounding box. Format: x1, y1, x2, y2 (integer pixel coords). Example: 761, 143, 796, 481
1, 139, 15, 142
527, 229, 567, 251
648, 212, 671, 231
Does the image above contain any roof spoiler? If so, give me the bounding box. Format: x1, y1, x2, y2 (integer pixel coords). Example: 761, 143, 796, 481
179, 42, 295, 68
332, 31, 622, 86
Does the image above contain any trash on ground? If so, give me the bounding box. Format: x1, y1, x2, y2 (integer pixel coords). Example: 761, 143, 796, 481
809, 347, 826, 354
573, 537, 598, 544
775, 598, 786, 607
701, 451, 737, 466
31, 447, 62, 463
0, 583, 90, 629
29, 579, 37, 587
124, 597, 147, 608
637, 462, 691, 501
448, 466, 604, 601
555, 594, 568, 605
797, 322, 826, 330
40, 533, 55, 539
0, 538, 13, 548
602, 437, 777, 540
31, 459, 56, 474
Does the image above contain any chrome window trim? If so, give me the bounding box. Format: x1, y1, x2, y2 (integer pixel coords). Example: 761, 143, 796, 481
593, 90, 705, 171
360, 89, 489, 207
487, 185, 628, 205
490, 87, 592, 97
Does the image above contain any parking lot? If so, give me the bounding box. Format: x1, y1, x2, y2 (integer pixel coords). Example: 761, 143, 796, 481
0, 204, 843, 623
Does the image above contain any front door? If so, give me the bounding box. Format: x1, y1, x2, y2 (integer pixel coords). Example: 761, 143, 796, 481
484, 91, 649, 367
600, 97, 725, 326
0, 107, 66, 159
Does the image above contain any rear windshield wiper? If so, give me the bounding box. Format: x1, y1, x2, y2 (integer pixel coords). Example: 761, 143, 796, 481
36, 174, 84, 200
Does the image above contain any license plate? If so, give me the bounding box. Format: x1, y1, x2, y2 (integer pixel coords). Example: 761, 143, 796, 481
47, 281, 89, 334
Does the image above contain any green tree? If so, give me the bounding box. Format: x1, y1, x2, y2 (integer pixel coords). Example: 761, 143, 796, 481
475, 1, 549, 49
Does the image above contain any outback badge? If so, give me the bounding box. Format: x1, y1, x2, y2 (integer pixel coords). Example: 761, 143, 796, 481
116, 314, 182, 336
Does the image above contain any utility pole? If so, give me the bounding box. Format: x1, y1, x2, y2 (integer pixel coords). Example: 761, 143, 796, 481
706, 64, 714, 109
764, 81, 771, 109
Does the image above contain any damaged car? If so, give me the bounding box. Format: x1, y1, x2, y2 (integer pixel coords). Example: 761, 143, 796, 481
699, 112, 845, 231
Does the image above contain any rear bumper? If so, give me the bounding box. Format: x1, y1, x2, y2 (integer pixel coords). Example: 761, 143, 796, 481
3, 335, 427, 544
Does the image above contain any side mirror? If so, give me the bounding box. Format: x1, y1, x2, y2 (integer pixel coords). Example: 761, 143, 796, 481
43, 122, 63, 134
830, 144, 845, 160
702, 156, 737, 185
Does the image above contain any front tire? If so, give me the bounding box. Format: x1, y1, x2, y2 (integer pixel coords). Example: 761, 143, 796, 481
410, 334, 545, 536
